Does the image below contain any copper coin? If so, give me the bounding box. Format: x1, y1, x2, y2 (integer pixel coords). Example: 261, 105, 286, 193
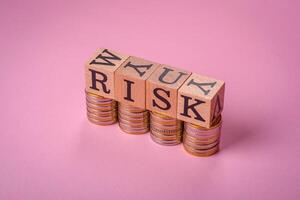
150, 111, 174, 119
87, 116, 117, 126
150, 120, 182, 130
86, 96, 115, 104
118, 117, 149, 128
183, 132, 220, 144
151, 127, 182, 136
85, 92, 115, 103
118, 119, 148, 130
183, 144, 219, 157
118, 112, 149, 123
119, 109, 148, 118
183, 139, 219, 150
87, 112, 117, 119
87, 108, 116, 115
87, 107, 117, 114
150, 134, 181, 146
150, 132, 181, 141
87, 113, 117, 121
150, 126, 182, 134
118, 122, 149, 134
150, 114, 181, 126
118, 103, 145, 113
187, 115, 222, 129
184, 120, 222, 138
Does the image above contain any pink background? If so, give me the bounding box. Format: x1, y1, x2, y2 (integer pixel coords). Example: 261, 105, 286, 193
0, 0, 299, 199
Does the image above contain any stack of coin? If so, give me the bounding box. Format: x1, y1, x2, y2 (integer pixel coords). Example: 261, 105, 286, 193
85, 90, 118, 125
150, 111, 183, 146
118, 103, 149, 134
183, 116, 222, 157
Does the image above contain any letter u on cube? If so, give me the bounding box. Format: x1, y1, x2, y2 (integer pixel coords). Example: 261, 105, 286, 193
85, 48, 225, 128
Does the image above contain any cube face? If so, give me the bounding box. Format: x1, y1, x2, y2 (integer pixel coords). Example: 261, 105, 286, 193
115, 56, 160, 109
177, 73, 225, 128
85, 48, 129, 99
146, 65, 191, 117
210, 85, 225, 122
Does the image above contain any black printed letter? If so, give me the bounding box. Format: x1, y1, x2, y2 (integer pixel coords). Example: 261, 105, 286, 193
158, 67, 188, 84
124, 62, 153, 77
89, 69, 110, 94
152, 88, 171, 110
212, 95, 222, 121
180, 95, 205, 122
187, 79, 216, 96
124, 79, 134, 102
89, 49, 121, 66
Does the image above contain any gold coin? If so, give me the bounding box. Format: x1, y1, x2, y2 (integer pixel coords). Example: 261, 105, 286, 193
184, 119, 222, 138
118, 109, 149, 119
151, 127, 182, 135
150, 111, 174, 119
87, 111, 117, 119
150, 114, 182, 145
186, 115, 222, 130
85, 91, 106, 98
183, 144, 219, 157
87, 116, 117, 126
118, 109, 149, 118
87, 113, 117, 121
118, 103, 145, 113
150, 120, 182, 130
86, 101, 116, 108
118, 117, 149, 128
150, 129, 182, 138
118, 122, 149, 134
86, 93, 115, 104
117, 103, 149, 135
85, 90, 118, 127
150, 132, 181, 141
86, 105, 117, 113
183, 139, 219, 150
150, 134, 181, 146
118, 112, 149, 122
151, 119, 180, 126
150, 111, 183, 146
183, 132, 220, 144
87, 106, 117, 114
150, 127, 182, 136
86, 95, 115, 102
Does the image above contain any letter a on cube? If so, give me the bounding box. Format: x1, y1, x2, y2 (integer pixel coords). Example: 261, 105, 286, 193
85, 48, 129, 99
177, 73, 225, 128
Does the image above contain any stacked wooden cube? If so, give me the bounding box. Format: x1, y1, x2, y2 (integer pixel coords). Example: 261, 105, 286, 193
85, 48, 225, 157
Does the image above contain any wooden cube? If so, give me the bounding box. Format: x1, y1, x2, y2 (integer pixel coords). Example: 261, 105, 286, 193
85, 48, 129, 99
115, 56, 160, 109
177, 73, 225, 128
146, 65, 191, 117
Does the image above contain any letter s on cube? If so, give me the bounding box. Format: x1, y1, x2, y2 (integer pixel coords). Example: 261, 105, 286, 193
85, 49, 129, 99
177, 73, 225, 128
146, 65, 191, 117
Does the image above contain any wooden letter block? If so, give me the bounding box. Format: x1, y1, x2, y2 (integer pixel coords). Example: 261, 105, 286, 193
177, 73, 225, 128
85, 48, 129, 99
115, 56, 160, 109
146, 65, 191, 117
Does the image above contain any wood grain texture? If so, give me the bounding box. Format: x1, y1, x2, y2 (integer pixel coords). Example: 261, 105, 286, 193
177, 73, 225, 128
85, 48, 129, 99
115, 56, 160, 109
146, 65, 191, 117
